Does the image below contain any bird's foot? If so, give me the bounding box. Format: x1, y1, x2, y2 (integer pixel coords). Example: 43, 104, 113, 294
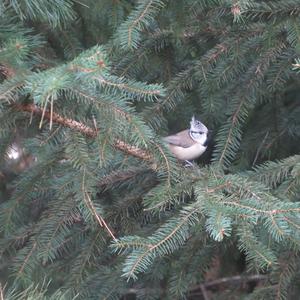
184, 160, 195, 167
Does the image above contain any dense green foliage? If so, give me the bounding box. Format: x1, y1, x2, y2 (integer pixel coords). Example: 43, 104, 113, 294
0, 0, 300, 299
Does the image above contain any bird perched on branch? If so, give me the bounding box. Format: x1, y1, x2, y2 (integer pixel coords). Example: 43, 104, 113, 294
163, 116, 209, 166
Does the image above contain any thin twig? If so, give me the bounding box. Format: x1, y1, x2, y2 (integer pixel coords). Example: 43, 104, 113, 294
17, 242, 37, 277
252, 131, 269, 166
263, 129, 286, 151
82, 170, 117, 241
84, 191, 103, 228
97, 214, 117, 241
200, 283, 210, 300
84, 191, 117, 241
0, 283, 4, 300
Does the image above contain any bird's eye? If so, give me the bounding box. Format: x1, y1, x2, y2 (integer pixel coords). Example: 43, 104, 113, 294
199, 131, 203, 134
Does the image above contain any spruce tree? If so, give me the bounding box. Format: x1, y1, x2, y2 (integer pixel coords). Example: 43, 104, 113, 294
0, 0, 300, 299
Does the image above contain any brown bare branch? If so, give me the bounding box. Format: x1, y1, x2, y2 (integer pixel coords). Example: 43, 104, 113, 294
124, 275, 268, 299
15, 103, 153, 162
190, 274, 267, 294
200, 284, 210, 300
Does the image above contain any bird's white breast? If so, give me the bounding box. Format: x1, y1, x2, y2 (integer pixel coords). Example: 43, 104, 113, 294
168, 143, 207, 161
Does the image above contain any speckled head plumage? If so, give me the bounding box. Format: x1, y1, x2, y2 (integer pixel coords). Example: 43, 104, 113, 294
189, 116, 208, 144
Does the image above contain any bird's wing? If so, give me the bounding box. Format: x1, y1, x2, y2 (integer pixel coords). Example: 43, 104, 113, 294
163, 130, 195, 148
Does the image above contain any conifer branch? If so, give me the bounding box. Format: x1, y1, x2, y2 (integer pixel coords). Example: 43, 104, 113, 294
114, 140, 152, 161
95, 75, 162, 96
121, 206, 200, 279
218, 98, 244, 168
221, 200, 300, 215
15, 103, 153, 162
2, 0, 300, 296
16, 103, 97, 137
127, 0, 155, 48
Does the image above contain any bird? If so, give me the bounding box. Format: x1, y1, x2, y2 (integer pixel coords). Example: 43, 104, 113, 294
163, 116, 208, 166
